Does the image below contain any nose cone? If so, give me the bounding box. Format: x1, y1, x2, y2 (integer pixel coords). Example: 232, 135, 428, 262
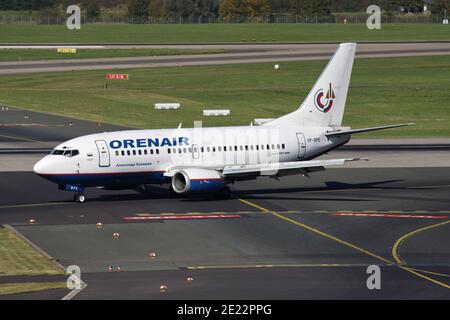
33, 157, 49, 175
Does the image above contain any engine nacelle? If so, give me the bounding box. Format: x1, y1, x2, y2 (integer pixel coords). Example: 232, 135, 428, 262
171, 168, 225, 194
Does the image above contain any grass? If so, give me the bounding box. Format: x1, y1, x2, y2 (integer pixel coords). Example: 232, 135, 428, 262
0, 228, 63, 276
0, 48, 227, 62
0, 23, 449, 44
0, 282, 66, 296
0, 55, 449, 137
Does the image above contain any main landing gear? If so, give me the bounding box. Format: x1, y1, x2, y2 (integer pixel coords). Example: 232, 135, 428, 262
215, 186, 231, 200
74, 193, 86, 203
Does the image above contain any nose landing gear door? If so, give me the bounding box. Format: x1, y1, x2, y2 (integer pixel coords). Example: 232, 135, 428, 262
95, 140, 110, 167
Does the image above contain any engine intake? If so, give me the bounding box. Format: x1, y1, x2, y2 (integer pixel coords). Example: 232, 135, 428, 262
171, 168, 225, 194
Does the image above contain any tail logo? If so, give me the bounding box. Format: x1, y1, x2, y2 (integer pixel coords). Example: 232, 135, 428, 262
314, 83, 335, 113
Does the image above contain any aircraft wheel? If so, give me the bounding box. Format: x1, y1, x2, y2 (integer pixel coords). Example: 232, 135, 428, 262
217, 186, 231, 200
75, 194, 86, 203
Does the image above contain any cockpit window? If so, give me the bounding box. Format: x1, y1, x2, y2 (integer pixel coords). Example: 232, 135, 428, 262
51, 149, 79, 157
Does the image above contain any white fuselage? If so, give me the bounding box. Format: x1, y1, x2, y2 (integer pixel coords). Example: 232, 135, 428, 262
33, 125, 350, 189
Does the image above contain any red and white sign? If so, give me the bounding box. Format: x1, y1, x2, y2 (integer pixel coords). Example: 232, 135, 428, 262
105, 74, 129, 80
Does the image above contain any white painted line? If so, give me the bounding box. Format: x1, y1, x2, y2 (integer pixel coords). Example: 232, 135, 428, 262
3, 224, 87, 300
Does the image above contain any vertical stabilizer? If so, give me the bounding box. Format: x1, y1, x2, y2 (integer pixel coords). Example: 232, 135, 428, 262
266, 43, 356, 127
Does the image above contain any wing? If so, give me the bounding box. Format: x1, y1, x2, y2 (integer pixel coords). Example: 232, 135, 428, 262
222, 158, 364, 180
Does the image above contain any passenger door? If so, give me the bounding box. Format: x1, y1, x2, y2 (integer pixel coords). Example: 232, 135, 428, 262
296, 133, 306, 159
95, 140, 110, 167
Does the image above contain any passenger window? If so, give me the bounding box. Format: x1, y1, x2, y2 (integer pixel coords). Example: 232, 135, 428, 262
250, 145, 254, 150
282, 144, 285, 149
150, 149, 154, 155
156, 149, 159, 154
144, 149, 147, 155
168, 149, 171, 154
127, 150, 131, 156
121, 150, 125, 156
138, 150, 142, 155
115, 151, 119, 156
133, 150, 136, 156
212, 147, 216, 152
277, 144, 280, 149
207, 147, 210, 152
234, 146, 238, 151
240, 146, 243, 151
224, 146, 227, 152
245, 146, 248, 151
183, 148, 187, 153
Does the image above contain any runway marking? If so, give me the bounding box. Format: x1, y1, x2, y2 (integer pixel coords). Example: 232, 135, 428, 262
133, 210, 450, 217
408, 267, 450, 278
0, 133, 45, 144
3, 224, 88, 299
123, 214, 241, 221
187, 263, 375, 270
392, 220, 450, 265
332, 212, 448, 219
407, 185, 450, 189
238, 198, 393, 264
0, 202, 70, 210
136, 212, 250, 216
0, 123, 66, 127
238, 198, 450, 290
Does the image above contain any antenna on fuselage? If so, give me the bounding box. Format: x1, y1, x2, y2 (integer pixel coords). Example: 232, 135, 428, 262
177, 123, 182, 129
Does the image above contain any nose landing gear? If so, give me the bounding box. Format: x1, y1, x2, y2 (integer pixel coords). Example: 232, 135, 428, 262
74, 193, 86, 203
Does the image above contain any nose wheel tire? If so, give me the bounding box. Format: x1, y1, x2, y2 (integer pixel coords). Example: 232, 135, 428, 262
74, 194, 86, 203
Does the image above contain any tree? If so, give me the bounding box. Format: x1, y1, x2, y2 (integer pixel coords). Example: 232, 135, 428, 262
82, 0, 101, 18
430, 0, 450, 14
149, 0, 168, 18
219, 0, 239, 18
127, 0, 150, 18
289, 0, 331, 17
242, 0, 271, 21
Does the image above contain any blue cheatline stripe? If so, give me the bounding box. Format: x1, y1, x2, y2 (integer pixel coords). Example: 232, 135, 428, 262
39, 171, 168, 187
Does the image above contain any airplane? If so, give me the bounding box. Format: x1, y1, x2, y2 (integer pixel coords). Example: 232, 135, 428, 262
33, 43, 413, 203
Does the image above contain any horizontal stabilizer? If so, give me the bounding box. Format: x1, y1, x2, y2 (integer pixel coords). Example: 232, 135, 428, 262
325, 123, 415, 137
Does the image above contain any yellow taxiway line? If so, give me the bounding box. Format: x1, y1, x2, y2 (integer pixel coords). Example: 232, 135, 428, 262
238, 198, 450, 290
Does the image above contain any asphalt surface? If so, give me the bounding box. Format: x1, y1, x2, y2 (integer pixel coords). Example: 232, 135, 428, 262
0, 105, 449, 300
2, 42, 450, 75
0, 106, 128, 143
0, 167, 449, 299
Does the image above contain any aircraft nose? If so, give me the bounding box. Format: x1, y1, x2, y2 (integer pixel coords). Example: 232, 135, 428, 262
33, 157, 49, 175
